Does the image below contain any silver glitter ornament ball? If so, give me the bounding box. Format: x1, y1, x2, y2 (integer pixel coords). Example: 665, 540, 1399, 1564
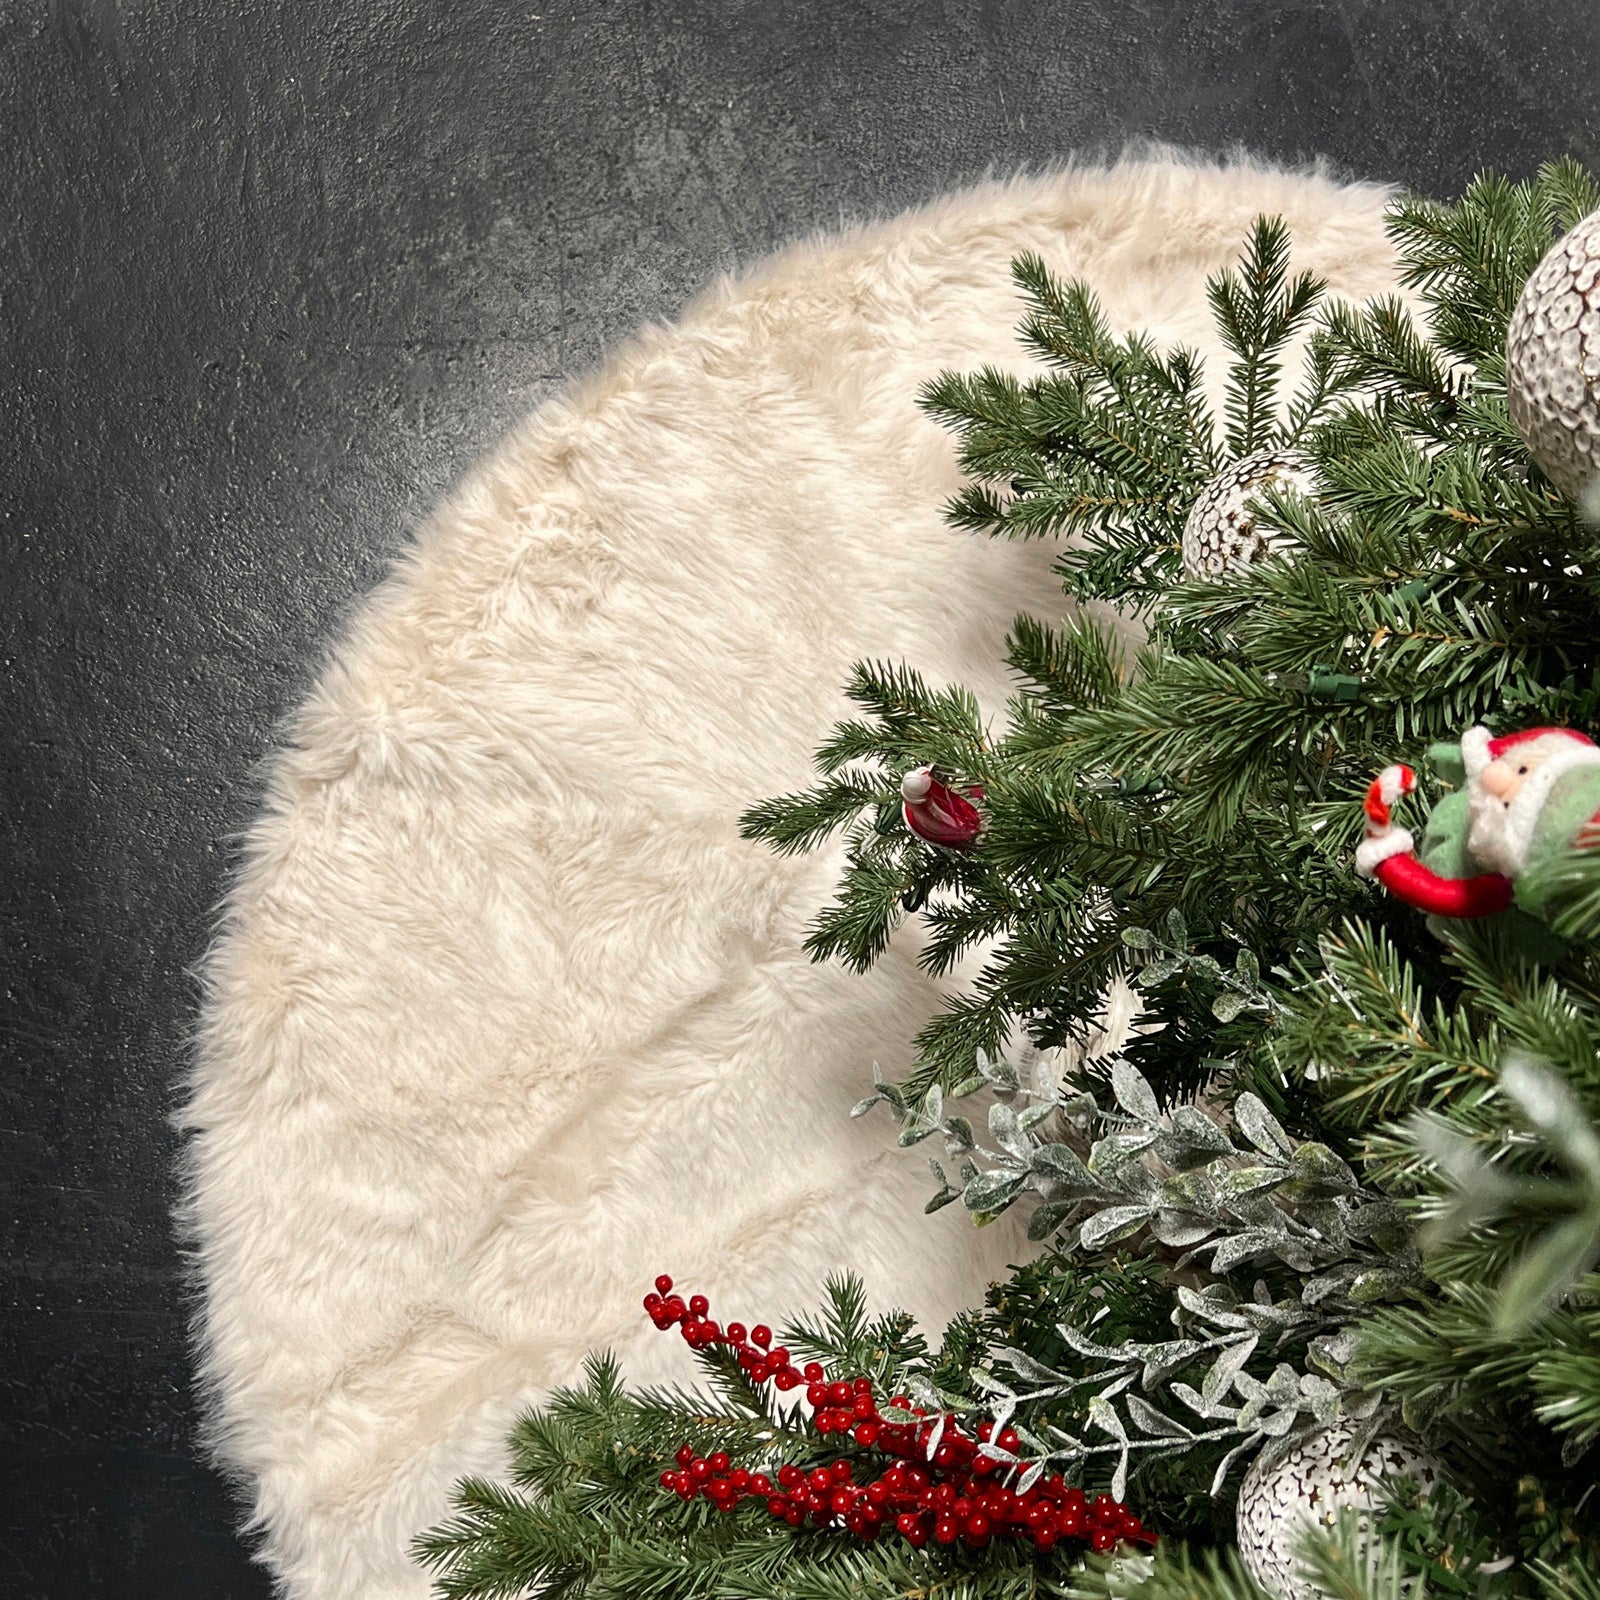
1235, 1419, 1443, 1600
1181, 449, 1317, 580
1506, 208, 1600, 503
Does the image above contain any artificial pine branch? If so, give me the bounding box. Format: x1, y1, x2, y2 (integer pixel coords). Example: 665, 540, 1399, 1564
430, 163, 1600, 1600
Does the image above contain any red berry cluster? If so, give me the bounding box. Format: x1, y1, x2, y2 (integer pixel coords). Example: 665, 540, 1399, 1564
643, 1276, 1156, 1555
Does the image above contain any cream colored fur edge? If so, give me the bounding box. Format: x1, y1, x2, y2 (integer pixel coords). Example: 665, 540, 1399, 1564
182, 153, 1401, 1599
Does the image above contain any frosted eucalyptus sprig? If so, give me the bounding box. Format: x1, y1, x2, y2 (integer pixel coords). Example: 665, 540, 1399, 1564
1120, 911, 1289, 1030
971, 1292, 1367, 1502
859, 1049, 1420, 1298
855, 1049, 1430, 1496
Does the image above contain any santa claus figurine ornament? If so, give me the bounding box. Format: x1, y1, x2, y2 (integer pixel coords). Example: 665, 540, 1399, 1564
1357, 726, 1600, 947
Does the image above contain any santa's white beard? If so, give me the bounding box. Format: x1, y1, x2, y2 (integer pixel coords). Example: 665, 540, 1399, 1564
1467, 782, 1527, 876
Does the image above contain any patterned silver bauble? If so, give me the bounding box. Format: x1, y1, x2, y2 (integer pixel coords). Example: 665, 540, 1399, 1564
1506, 208, 1600, 503
1181, 449, 1317, 580
1235, 1419, 1443, 1600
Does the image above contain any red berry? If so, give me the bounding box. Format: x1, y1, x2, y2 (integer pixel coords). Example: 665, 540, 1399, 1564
830, 1460, 853, 1481
1036, 1529, 1056, 1552
767, 1496, 787, 1517
689, 1458, 711, 1482
854, 1422, 880, 1447
934, 1517, 959, 1544
785, 1506, 804, 1526
654, 1274, 673, 1295
768, 1348, 790, 1368
802, 1361, 823, 1382
809, 1468, 832, 1492
777, 1465, 801, 1489
852, 1394, 876, 1418
751, 1473, 771, 1495
998, 1427, 1020, 1453
688, 1294, 709, 1316
1091, 1529, 1117, 1552
674, 1476, 696, 1500
726, 1322, 746, 1342
806, 1383, 828, 1407
730, 1468, 750, 1491
663, 1296, 686, 1321
965, 1513, 991, 1541
659, 1470, 675, 1488
774, 1370, 799, 1391
675, 1445, 694, 1468
706, 1452, 728, 1473
751, 1325, 772, 1347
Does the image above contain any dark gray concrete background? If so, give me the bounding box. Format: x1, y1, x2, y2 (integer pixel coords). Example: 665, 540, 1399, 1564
4, 1, 1598, 1593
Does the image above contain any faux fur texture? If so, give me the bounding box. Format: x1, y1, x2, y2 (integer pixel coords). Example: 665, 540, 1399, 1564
185, 154, 1402, 1599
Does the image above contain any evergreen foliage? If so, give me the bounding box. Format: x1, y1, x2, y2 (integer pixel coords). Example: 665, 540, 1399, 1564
423, 165, 1600, 1600
414, 1281, 1056, 1600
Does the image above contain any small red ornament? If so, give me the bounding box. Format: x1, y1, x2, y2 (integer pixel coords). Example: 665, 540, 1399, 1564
900, 767, 984, 848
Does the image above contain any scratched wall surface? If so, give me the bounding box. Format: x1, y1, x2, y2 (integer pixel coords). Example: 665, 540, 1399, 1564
3, 1, 1597, 1594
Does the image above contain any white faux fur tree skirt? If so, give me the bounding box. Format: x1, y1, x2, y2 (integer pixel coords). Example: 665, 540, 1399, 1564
185, 154, 1401, 1599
